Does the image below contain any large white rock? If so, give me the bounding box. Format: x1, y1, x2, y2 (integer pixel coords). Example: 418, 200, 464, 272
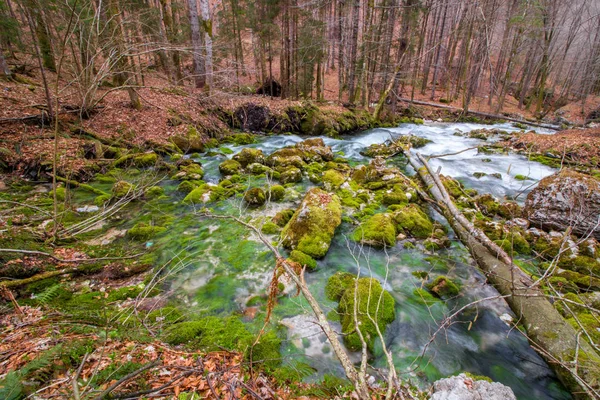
431, 373, 516, 400
524, 169, 600, 239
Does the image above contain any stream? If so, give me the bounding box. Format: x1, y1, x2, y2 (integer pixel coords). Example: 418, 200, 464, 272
151, 122, 568, 399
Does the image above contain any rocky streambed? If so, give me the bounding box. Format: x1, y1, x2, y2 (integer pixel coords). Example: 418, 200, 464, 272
5, 121, 599, 399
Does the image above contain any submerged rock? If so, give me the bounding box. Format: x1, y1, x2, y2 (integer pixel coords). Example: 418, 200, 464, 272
524, 169, 600, 239
281, 188, 342, 258
431, 373, 516, 400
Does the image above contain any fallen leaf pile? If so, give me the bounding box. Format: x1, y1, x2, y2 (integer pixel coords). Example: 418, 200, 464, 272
0, 307, 292, 399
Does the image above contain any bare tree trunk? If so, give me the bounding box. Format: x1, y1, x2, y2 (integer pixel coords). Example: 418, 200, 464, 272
199, 0, 213, 91
430, 0, 448, 100
187, 0, 205, 89
347, 0, 360, 103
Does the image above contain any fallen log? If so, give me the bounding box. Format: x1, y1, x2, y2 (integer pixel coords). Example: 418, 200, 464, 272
396, 97, 560, 131
406, 149, 600, 399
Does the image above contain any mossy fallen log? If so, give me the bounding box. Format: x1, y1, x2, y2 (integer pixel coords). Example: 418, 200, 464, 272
406, 150, 600, 399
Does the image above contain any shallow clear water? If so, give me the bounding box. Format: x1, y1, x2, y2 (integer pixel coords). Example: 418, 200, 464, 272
162, 122, 569, 399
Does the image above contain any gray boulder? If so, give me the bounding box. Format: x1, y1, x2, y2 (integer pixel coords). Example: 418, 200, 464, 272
524, 169, 600, 239
431, 373, 516, 400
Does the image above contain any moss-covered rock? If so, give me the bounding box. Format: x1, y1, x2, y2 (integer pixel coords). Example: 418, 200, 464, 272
145, 186, 164, 198
281, 188, 342, 258
247, 163, 274, 176
498, 201, 522, 219
172, 160, 204, 181
163, 316, 253, 350
295, 138, 334, 161
272, 209, 295, 227
279, 167, 302, 184
233, 148, 265, 167
112, 180, 134, 198
558, 256, 600, 275
267, 148, 306, 169
171, 126, 206, 153
183, 183, 234, 204
127, 222, 166, 240
268, 185, 285, 201
351, 213, 397, 248
325, 272, 356, 301
557, 270, 600, 292
113, 152, 159, 168
244, 187, 266, 206
219, 159, 243, 176
177, 180, 198, 193
393, 204, 434, 239
322, 169, 345, 190
289, 250, 317, 271
306, 162, 324, 183
220, 133, 254, 145
94, 194, 111, 206
338, 277, 396, 351
475, 194, 500, 216
382, 184, 408, 206
261, 221, 280, 235
427, 275, 461, 298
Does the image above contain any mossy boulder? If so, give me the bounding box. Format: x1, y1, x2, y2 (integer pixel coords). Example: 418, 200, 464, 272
219, 159, 243, 176
177, 180, 198, 193
221, 133, 255, 145
289, 250, 317, 271
393, 204, 434, 238
351, 213, 397, 248
244, 187, 266, 206
268, 185, 285, 201
338, 277, 396, 351
233, 148, 265, 167
272, 209, 295, 227
248, 163, 275, 176
325, 272, 356, 301
524, 169, 600, 239
267, 148, 306, 169
427, 276, 461, 298
183, 183, 232, 204
128, 222, 166, 240
322, 169, 345, 190
475, 194, 500, 216
382, 184, 408, 206
295, 138, 334, 161
172, 160, 204, 181
261, 221, 280, 235
112, 180, 134, 198
281, 188, 342, 258
171, 126, 206, 153
163, 316, 253, 350
279, 167, 302, 184
113, 152, 159, 168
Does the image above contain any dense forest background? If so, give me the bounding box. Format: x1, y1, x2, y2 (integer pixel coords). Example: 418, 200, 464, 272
2, 0, 600, 120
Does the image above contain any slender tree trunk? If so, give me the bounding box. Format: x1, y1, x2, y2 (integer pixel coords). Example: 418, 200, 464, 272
347, 0, 360, 103
0, 47, 11, 78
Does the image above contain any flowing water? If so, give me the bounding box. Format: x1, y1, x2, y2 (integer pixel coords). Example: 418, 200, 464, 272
148, 122, 569, 399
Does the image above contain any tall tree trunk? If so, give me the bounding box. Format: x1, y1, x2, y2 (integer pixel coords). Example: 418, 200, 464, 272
430, 0, 448, 100
347, 0, 360, 103
108, 0, 142, 109
187, 0, 205, 89
199, 0, 213, 91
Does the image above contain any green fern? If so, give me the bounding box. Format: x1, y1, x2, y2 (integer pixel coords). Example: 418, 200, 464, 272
35, 285, 62, 305
271, 361, 316, 384
0, 372, 24, 400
